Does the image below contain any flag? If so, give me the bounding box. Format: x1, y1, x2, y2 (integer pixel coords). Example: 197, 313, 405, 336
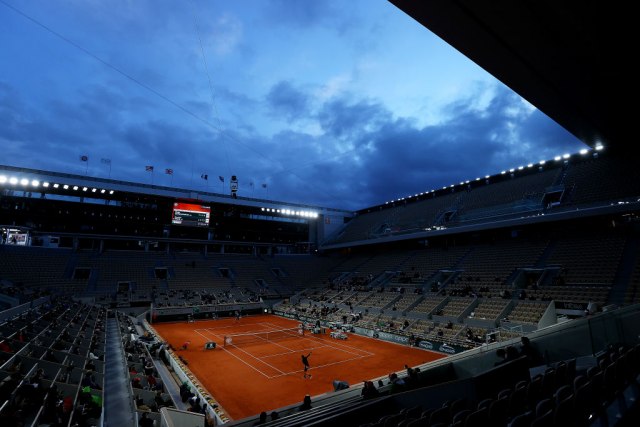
165, 168, 173, 175
201, 174, 208, 180
80, 155, 88, 162
145, 165, 154, 172
262, 183, 267, 188
100, 158, 111, 165
250, 182, 254, 187
218, 176, 224, 182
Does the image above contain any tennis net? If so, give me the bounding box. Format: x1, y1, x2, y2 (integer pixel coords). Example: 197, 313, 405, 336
223, 327, 305, 347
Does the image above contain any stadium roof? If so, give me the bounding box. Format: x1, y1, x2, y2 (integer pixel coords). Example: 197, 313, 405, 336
389, 0, 632, 151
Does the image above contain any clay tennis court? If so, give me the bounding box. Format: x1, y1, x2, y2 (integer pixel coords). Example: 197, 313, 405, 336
152, 315, 446, 420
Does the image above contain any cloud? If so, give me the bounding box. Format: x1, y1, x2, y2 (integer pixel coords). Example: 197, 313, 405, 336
204, 13, 243, 56
265, 81, 312, 122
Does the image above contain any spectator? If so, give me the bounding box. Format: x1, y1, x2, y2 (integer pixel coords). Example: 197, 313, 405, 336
361, 381, 379, 399
300, 394, 312, 410
254, 411, 267, 425
139, 412, 154, 427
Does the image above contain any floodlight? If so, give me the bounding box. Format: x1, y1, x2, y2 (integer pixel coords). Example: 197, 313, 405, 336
485, 175, 490, 179
527, 163, 533, 168
20, 178, 29, 186
31, 180, 39, 187
100, 189, 105, 193
554, 156, 562, 161
43, 182, 50, 188
53, 183, 59, 188
91, 188, 97, 192
261, 207, 264, 211
509, 168, 515, 173
109, 190, 114, 195
539, 160, 546, 165
562, 153, 570, 159
72, 186, 79, 190
518, 166, 524, 170
82, 187, 88, 191
579, 149, 589, 155
9, 177, 18, 185
465, 180, 469, 184
0, 175, 6, 183
501, 171, 506, 175
595, 144, 604, 151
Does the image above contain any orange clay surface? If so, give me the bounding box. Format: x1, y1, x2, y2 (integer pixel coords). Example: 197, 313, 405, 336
152, 315, 446, 420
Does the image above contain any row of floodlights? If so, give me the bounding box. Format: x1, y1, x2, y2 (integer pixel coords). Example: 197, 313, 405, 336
384, 145, 604, 205
260, 207, 319, 218
0, 175, 115, 195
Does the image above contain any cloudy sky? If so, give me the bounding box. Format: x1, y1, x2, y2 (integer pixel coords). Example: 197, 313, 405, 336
0, 0, 586, 211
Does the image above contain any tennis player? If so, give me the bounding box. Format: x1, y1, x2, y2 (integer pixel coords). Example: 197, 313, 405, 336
301, 351, 312, 379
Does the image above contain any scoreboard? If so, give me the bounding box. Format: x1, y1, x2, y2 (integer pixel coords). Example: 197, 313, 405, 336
171, 202, 210, 227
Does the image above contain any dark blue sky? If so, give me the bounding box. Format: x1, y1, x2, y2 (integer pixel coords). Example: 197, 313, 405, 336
0, 0, 586, 210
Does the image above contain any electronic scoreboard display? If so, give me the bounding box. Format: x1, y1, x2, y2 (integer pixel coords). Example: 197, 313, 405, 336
171, 202, 210, 227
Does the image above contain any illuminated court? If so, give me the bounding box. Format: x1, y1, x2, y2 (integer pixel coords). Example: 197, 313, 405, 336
152, 315, 446, 420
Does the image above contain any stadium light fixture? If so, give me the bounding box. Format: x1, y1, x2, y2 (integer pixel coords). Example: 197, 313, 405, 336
9, 177, 18, 185
100, 189, 105, 193
82, 187, 88, 192
72, 186, 79, 191
0, 175, 6, 183
449, 185, 454, 188
527, 163, 533, 168
43, 182, 49, 188
53, 183, 59, 188
261, 207, 264, 211
465, 180, 470, 184
562, 153, 570, 159
539, 160, 546, 165
91, 188, 97, 192
554, 156, 562, 161
501, 171, 506, 175
20, 178, 29, 186
509, 168, 515, 173
595, 144, 604, 151
442, 187, 447, 190
63, 184, 69, 189
518, 166, 524, 170
109, 190, 114, 195
31, 180, 40, 187
579, 149, 589, 155
476, 177, 481, 181
485, 175, 490, 179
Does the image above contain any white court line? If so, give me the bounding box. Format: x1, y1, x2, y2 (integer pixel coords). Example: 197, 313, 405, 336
193, 329, 275, 379
261, 321, 375, 357
192, 321, 375, 379
269, 354, 370, 379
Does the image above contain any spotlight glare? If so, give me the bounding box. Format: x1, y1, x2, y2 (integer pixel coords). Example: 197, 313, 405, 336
100, 189, 105, 193
539, 160, 546, 165
485, 175, 490, 179
501, 171, 506, 175
562, 153, 570, 159
43, 182, 50, 187
82, 187, 88, 191
20, 178, 29, 186
579, 148, 589, 155
527, 163, 533, 168
0, 175, 7, 183
109, 190, 114, 195
518, 166, 524, 170
63, 184, 69, 189
91, 188, 97, 192
595, 144, 604, 151
31, 180, 40, 187
509, 168, 515, 173
53, 183, 59, 188
9, 177, 18, 185
72, 186, 79, 190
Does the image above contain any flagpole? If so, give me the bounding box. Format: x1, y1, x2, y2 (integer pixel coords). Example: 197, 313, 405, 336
108, 162, 111, 178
